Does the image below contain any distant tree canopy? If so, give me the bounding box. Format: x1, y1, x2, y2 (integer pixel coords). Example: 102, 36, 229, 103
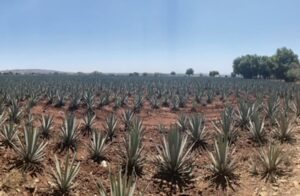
233, 47, 300, 81
170, 71, 176, 75
185, 68, 194, 76
209, 71, 219, 77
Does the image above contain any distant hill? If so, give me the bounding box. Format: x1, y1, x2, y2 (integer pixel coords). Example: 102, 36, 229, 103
0, 69, 67, 75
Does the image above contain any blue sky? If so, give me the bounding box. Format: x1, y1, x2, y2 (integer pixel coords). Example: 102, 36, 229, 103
0, 0, 300, 74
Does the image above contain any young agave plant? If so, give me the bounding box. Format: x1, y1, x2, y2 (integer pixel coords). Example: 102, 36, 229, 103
187, 114, 207, 149
236, 100, 255, 128
273, 112, 295, 143
264, 96, 280, 125
81, 112, 96, 136
248, 112, 266, 144
257, 145, 284, 182
69, 94, 81, 111
97, 169, 138, 196
0, 122, 18, 148
51, 153, 80, 195
151, 97, 160, 109
177, 114, 188, 132
171, 96, 179, 111
13, 127, 47, 171
40, 115, 54, 139
54, 93, 65, 108
105, 114, 118, 141
89, 131, 108, 163
59, 114, 80, 151
8, 99, 22, 124
208, 137, 237, 189
121, 123, 145, 177
122, 110, 134, 131
154, 127, 194, 186
213, 107, 237, 143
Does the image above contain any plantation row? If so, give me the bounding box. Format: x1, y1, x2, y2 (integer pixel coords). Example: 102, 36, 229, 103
0, 75, 299, 195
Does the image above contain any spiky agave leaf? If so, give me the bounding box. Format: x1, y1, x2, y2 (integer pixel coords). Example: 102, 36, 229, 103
257, 145, 284, 182
264, 96, 280, 125
186, 114, 207, 149
248, 112, 266, 144
121, 124, 145, 177
208, 137, 237, 189
59, 114, 80, 151
0, 122, 18, 148
176, 114, 187, 132
8, 99, 22, 124
122, 110, 134, 131
273, 112, 295, 143
81, 112, 96, 136
89, 131, 108, 163
13, 127, 47, 171
40, 115, 54, 139
105, 114, 118, 141
236, 100, 256, 128
154, 127, 194, 186
51, 153, 80, 194
213, 107, 237, 143
97, 169, 138, 196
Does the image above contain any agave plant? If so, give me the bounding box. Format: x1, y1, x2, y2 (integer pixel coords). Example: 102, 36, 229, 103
89, 131, 108, 163
154, 127, 194, 186
177, 114, 188, 132
59, 114, 80, 151
97, 169, 139, 196
133, 95, 143, 113
151, 97, 160, 109
0, 122, 18, 148
248, 112, 266, 144
40, 115, 54, 139
8, 99, 22, 124
213, 107, 237, 143
54, 93, 65, 108
208, 137, 237, 189
13, 127, 47, 171
186, 114, 207, 149
236, 100, 255, 128
69, 94, 81, 111
51, 153, 80, 194
121, 123, 145, 177
105, 114, 118, 141
273, 112, 295, 143
122, 110, 134, 131
81, 112, 96, 136
264, 96, 280, 125
257, 145, 284, 182
171, 96, 179, 111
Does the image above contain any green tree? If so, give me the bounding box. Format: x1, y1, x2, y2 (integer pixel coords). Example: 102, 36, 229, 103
209, 71, 219, 77
272, 47, 299, 79
185, 68, 194, 76
233, 55, 260, 79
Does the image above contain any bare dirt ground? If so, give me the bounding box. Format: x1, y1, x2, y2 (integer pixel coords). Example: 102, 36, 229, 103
0, 95, 300, 195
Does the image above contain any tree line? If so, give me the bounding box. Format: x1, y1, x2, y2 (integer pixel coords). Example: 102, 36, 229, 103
232, 47, 300, 81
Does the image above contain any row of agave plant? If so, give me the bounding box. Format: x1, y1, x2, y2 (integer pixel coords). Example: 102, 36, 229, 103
0, 92, 298, 195
0, 75, 299, 114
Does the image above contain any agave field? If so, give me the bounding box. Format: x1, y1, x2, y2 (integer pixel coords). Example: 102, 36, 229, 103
0, 75, 300, 195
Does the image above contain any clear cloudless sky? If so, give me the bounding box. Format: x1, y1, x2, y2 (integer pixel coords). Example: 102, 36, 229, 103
0, 0, 300, 74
